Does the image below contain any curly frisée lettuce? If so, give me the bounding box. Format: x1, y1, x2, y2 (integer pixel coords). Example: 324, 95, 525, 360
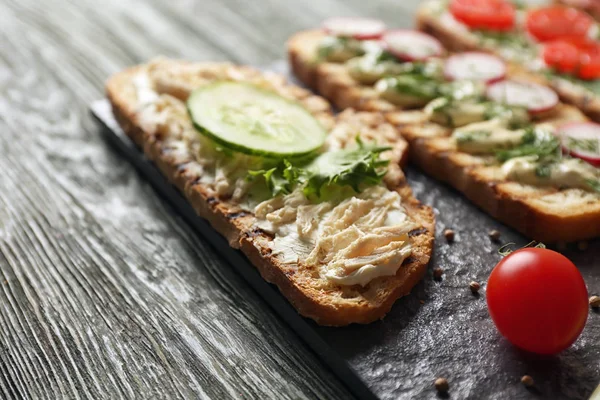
249, 138, 391, 199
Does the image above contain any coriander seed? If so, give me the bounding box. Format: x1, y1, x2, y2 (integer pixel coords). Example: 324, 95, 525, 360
589, 296, 600, 308
469, 281, 481, 294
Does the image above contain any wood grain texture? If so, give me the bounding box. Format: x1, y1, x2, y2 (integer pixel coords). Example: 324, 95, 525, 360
0, 0, 418, 398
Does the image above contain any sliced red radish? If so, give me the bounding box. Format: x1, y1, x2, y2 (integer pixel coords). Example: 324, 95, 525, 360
322, 17, 386, 40
444, 52, 506, 83
557, 122, 600, 166
382, 30, 444, 61
486, 79, 559, 114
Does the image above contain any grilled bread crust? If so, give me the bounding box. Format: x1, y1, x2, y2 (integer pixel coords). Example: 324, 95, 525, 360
287, 30, 600, 242
106, 61, 434, 326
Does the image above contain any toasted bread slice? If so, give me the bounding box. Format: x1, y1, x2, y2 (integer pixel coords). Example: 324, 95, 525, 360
393, 104, 600, 243
106, 59, 434, 326
287, 29, 600, 242
288, 30, 400, 113
416, 0, 600, 123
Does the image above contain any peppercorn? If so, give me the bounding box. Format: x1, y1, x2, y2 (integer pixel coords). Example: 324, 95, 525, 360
578, 241, 589, 251
435, 377, 449, 393
433, 267, 444, 281
489, 229, 501, 242
443, 229, 455, 243
521, 375, 534, 387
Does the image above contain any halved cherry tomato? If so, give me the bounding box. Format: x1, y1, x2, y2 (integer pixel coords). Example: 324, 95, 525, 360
543, 38, 600, 79
487, 248, 589, 355
526, 6, 594, 42
577, 41, 600, 79
449, 0, 515, 31
543, 39, 581, 74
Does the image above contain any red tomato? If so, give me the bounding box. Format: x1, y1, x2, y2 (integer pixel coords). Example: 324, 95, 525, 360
526, 6, 594, 42
486, 248, 588, 355
543, 39, 600, 79
449, 0, 515, 31
543, 39, 581, 74
577, 41, 600, 79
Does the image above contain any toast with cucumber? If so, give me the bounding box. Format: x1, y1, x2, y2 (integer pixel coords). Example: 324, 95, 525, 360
416, 0, 600, 123
105, 58, 434, 326
288, 19, 600, 242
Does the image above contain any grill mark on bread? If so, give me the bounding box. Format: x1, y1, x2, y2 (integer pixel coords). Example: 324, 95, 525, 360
403, 256, 417, 265
227, 211, 249, 219
408, 227, 428, 237
206, 196, 218, 205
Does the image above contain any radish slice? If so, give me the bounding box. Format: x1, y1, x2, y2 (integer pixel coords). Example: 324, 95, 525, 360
557, 122, 600, 166
444, 52, 506, 83
323, 17, 386, 40
486, 80, 558, 114
382, 30, 444, 61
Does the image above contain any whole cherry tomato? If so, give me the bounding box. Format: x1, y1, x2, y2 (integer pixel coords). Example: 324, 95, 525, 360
487, 248, 588, 355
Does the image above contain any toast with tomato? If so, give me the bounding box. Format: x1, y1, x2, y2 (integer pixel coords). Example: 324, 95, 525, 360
288, 20, 600, 242
416, 0, 600, 123
105, 58, 434, 326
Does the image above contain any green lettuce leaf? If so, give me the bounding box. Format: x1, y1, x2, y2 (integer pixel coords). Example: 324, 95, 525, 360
248, 137, 391, 199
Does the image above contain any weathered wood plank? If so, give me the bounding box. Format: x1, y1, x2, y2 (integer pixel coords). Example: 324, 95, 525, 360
0, 0, 430, 398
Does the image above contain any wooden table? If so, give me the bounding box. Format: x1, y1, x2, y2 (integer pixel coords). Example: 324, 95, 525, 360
0, 0, 421, 398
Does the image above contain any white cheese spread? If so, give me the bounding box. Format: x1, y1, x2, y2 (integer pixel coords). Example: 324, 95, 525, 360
130, 68, 416, 287
255, 186, 415, 287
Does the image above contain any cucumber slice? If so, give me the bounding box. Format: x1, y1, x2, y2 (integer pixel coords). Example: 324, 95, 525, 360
187, 82, 327, 157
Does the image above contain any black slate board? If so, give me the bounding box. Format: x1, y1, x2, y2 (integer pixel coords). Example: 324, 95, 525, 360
92, 64, 600, 400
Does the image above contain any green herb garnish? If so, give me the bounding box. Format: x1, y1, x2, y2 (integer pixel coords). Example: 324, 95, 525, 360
567, 137, 600, 155
303, 137, 390, 197
316, 36, 366, 62
455, 130, 492, 143
534, 161, 555, 178
587, 179, 600, 193
472, 29, 534, 57
495, 128, 561, 162
249, 138, 390, 199
545, 69, 600, 96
